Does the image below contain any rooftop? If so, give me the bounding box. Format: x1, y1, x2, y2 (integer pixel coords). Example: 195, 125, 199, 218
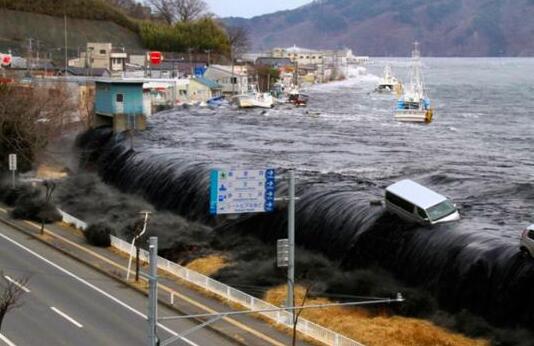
193, 76, 221, 89
386, 179, 448, 209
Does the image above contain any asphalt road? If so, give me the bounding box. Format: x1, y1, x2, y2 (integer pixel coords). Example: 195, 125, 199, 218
0, 222, 237, 346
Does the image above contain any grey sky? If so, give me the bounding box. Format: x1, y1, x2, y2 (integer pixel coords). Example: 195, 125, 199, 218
205, 0, 312, 18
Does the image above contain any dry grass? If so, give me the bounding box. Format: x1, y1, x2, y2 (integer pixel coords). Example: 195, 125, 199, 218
185, 255, 229, 276
264, 285, 489, 346
36, 164, 68, 179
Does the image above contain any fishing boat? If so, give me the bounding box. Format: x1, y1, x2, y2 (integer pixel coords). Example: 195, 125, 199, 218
376, 64, 403, 95
232, 84, 274, 109
288, 88, 308, 107
395, 42, 433, 123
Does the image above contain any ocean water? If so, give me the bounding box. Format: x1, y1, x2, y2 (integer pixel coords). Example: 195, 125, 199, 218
139, 58, 534, 240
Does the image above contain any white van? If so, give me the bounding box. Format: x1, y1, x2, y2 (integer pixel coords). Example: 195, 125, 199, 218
385, 179, 460, 225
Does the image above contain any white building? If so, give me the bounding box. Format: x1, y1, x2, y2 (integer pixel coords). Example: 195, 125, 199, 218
69, 43, 128, 75
203, 64, 249, 95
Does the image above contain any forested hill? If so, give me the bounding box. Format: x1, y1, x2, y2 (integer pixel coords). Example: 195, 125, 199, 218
225, 0, 534, 56
0, 0, 230, 57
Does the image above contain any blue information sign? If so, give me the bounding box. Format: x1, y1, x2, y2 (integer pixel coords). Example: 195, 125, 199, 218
210, 169, 276, 215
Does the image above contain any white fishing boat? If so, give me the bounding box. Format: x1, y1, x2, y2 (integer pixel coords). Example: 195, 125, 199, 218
232, 84, 274, 109
395, 42, 433, 123
376, 64, 403, 95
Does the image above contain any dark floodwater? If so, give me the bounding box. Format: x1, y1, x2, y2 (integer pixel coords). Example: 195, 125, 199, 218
85, 58, 534, 328
140, 58, 534, 241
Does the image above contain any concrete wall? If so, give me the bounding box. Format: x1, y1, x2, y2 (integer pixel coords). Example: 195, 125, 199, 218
112, 113, 146, 132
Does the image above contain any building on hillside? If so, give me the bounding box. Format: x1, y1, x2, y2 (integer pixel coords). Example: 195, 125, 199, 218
187, 77, 222, 102
69, 43, 128, 75
203, 64, 249, 95
94, 80, 150, 132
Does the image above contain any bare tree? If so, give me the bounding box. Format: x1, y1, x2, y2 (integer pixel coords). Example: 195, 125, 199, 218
175, 0, 207, 22
226, 25, 250, 58
0, 272, 29, 331
147, 0, 176, 24
0, 84, 75, 172
147, 0, 207, 24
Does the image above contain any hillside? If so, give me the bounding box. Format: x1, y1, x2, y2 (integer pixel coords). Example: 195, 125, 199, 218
225, 0, 534, 56
0, 9, 143, 57
0, 0, 230, 58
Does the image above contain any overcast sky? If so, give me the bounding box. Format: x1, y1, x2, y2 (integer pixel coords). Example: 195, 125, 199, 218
205, 0, 311, 18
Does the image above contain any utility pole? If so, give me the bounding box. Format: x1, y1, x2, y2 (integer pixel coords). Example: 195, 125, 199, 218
27, 38, 33, 76
231, 47, 236, 95
148, 236, 158, 346
188, 48, 193, 76
64, 14, 68, 71
287, 169, 295, 324
205, 49, 211, 66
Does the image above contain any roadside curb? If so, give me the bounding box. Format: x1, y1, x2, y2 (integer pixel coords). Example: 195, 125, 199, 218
0, 212, 247, 346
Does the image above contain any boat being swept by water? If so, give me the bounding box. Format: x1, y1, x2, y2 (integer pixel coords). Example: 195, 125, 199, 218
288, 88, 309, 107
376, 64, 403, 95
232, 85, 274, 109
395, 42, 433, 123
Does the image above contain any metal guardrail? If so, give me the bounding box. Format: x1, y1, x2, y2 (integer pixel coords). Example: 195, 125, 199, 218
111, 235, 364, 346
58, 209, 363, 346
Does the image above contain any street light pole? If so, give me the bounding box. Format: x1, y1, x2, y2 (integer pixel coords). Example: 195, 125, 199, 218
126, 210, 151, 281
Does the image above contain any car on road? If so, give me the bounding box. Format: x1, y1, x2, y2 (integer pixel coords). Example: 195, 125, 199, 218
385, 179, 461, 225
520, 224, 534, 258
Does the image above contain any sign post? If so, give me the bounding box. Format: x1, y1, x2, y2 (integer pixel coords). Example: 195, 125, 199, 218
8, 153, 16, 188
209, 168, 275, 215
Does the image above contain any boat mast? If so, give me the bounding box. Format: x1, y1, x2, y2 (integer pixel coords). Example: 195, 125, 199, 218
410, 41, 423, 97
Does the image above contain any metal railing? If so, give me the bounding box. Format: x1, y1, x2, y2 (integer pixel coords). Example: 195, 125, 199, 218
59, 209, 363, 345
111, 235, 363, 346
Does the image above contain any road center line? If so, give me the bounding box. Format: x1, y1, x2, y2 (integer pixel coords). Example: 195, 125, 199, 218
0, 230, 197, 346
50, 307, 83, 328
0, 333, 16, 346
3, 275, 30, 293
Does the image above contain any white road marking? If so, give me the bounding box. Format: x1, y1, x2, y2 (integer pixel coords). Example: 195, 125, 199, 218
50, 307, 83, 328
0, 333, 17, 346
0, 231, 197, 346
3, 275, 30, 293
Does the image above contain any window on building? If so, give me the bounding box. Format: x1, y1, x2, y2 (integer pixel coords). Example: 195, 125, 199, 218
300, 56, 304, 59
116, 94, 124, 102
100, 49, 106, 54
231, 77, 237, 84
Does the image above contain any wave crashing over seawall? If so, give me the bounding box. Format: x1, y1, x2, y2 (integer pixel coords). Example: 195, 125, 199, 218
80, 128, 534, 328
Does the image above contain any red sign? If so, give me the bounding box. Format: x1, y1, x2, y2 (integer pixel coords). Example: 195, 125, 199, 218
149, 51, 162, 65
0, 54, 12, 67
